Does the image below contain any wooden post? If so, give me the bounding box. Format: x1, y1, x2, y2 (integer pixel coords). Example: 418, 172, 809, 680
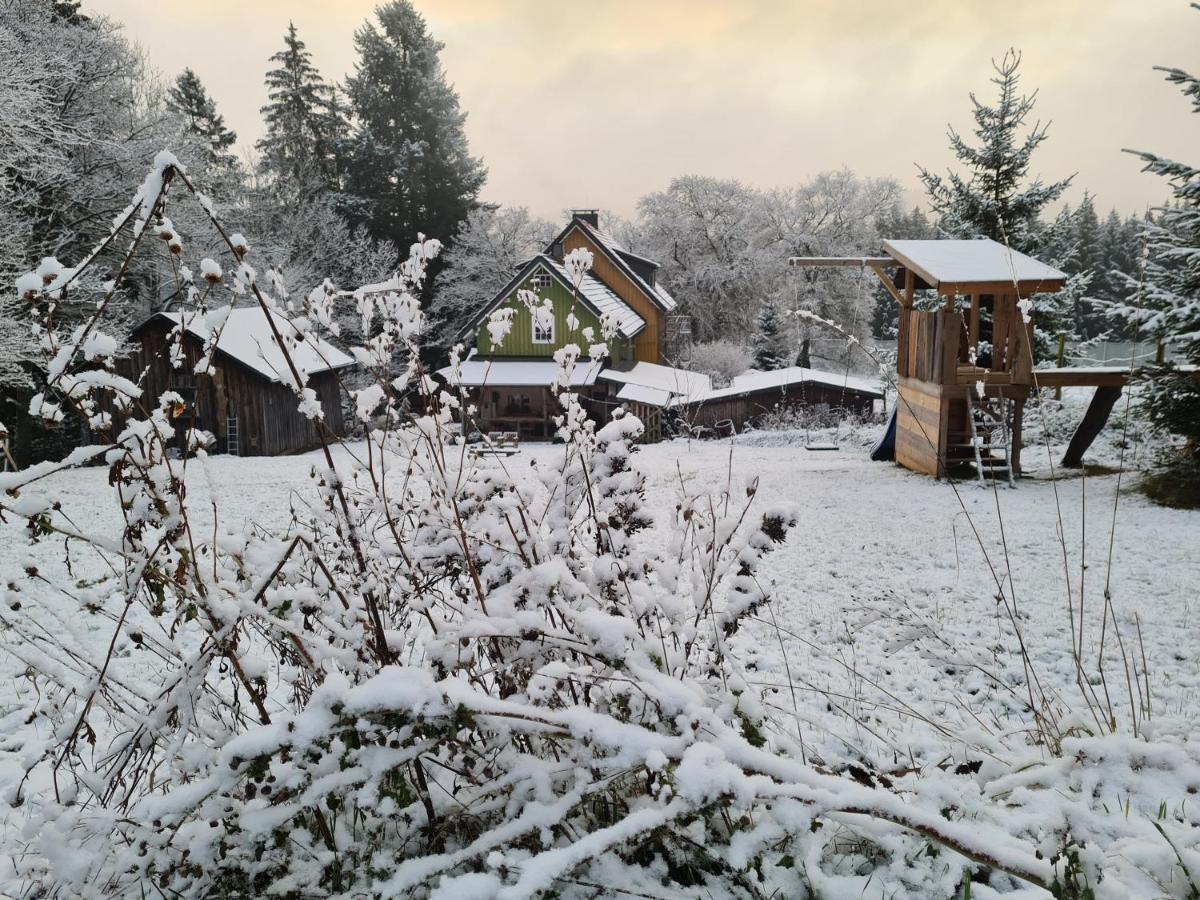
1011, 397, 1026, 477
1055, 334, 1066, 401
1156, 341, 1166, 364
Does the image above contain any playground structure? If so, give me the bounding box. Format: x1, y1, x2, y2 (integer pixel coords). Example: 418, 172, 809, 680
791, 239, 1134, 479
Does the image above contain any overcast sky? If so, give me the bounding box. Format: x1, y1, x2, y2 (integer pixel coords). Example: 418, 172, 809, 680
92, 0, 1200, 221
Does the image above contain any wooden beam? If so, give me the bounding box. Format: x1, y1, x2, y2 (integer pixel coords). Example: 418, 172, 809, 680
868, 263, 904, 306
1061, 386, 1122, 468
788, 257, 894, 268
903, 268, 914, 309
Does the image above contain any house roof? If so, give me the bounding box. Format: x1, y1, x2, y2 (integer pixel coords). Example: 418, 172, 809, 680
436, 357, 601, 388
700, 366, 883, 403
598, 362, 712, 405
882, 239, 1067, 293
471, 254, 646, 341
145, 307, 354, 383
550, 216, 679, 313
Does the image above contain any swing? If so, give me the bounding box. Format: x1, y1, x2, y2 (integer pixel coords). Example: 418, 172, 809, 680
803, 264, 864, 452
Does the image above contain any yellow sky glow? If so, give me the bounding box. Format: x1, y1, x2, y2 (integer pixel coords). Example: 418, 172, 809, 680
93, 0, 1200, 220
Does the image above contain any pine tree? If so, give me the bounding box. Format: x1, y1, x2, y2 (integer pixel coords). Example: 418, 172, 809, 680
258, 22, 341, 201
341, 0, 485, 258
167, 69, 238, 171
752, 301, 788, 370
918, 50, 1072, 254
1109, 42, 1200, 478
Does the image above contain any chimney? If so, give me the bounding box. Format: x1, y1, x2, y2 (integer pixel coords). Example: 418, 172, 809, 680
572, 209, 600, 228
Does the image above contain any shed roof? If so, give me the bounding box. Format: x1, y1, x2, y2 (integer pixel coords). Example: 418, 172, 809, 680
149, 307, 354, 383
598, 362, 712, 405
436, 358, 600, 388
883, 239, 1066, 293
701, 366, 883, 403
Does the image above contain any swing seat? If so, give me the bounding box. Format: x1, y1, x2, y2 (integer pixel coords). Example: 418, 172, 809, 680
805, 442, 839, 451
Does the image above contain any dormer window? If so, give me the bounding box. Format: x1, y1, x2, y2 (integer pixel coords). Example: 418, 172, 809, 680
531, 271, 552, 291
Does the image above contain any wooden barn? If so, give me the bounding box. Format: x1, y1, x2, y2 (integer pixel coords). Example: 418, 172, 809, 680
123, 306, 353, 456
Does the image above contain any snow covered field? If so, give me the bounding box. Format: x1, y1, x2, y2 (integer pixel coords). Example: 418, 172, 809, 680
2, 415, 1198, 897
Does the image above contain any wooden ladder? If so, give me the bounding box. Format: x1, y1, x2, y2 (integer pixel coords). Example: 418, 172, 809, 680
965, 393, 1014, 487
226, 415, 239, 456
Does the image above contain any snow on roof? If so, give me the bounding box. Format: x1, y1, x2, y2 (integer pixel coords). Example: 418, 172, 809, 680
598, 362, 711, 405
701, 366, 883, 402
156, 307, 353, 383
537, 256, 645, 339
614, 383, 673, 407
883, 239, 1066, 289
561, 219, 679, 313
436, 358, 600, 388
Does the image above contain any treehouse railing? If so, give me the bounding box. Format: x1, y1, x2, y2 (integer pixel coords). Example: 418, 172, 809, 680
899, 297, 1034, 388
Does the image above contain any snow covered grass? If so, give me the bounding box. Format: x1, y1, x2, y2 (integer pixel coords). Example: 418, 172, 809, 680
4, 155, 1200, 899
3, 416, 1198, 897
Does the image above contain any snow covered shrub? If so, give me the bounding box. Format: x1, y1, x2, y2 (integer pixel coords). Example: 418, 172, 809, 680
5, 155, 1200, 900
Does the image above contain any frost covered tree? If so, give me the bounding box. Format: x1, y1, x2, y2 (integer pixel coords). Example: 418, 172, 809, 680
689, 339, 753, 387
637, 171, 900, 356
258, 21, 343, 203
1108, 38, 1200, 489
918, 49, 1072, 254
752, 300, 788, 370
167, 68, 239, 176
0, 1, 186, 464
427, 205, 554, 352
341, 0, 486, 260
918, 50, 1076, 357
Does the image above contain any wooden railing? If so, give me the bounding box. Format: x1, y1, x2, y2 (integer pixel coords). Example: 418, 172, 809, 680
897, 309, 960, 385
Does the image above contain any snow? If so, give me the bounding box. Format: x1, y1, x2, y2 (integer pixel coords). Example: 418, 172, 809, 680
885, 239, 1067, 287
3, 393, 1199, 897
568, 219, 679, 312
153, 306, 353, 383
614, 382, 673, 406
597, 361, 712, 404
536, 255, 645, 339
436, 356, 601, 387
702, 365, 884, 401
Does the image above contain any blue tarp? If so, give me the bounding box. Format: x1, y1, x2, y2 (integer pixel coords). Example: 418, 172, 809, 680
870, 407, 896, 462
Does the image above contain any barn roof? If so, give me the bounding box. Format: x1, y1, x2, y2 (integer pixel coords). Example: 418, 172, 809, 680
882, 239, 1067, 293
148, 307, 354, 383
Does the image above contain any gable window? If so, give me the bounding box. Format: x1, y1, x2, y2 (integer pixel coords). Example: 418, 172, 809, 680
531, 271, 553, 291
532, 315, 555, 344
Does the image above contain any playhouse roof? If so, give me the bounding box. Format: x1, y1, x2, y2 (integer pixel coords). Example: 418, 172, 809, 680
882, 239, 1067, 294
148, 307, 354, 384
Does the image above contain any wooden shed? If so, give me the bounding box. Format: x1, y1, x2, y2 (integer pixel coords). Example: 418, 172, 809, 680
685, 367, 881, 433
124, 307, 353, 456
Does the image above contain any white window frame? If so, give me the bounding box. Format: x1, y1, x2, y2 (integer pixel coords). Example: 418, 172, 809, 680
532, 315, 555, 345
531, 271, 553, 291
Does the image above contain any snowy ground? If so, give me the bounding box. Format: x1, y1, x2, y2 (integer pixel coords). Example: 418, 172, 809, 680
1, 395, 1198, 896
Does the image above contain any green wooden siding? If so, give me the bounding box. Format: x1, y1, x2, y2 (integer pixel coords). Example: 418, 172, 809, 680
476, 272, 631, 363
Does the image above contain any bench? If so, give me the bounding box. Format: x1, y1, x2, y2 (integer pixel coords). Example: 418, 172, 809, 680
470, 431, 520, 457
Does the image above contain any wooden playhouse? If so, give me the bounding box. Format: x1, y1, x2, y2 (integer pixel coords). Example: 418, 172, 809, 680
792, 239, 1131, 479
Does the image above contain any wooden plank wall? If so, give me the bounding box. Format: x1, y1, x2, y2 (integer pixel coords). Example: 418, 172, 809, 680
116, 321, 344, 456
562, 228, 662, 363
896, 377, 945, 477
